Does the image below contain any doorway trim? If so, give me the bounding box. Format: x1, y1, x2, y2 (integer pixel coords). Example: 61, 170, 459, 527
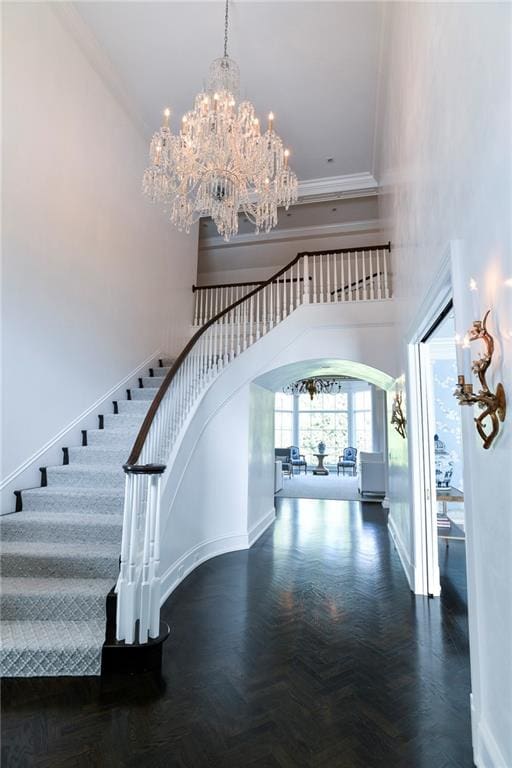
407, 241, 486, 765
406, 246, 453, 596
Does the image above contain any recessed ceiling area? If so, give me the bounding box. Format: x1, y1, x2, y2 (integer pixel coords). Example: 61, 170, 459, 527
74, 1, 383, 183
199, 196, 379, 241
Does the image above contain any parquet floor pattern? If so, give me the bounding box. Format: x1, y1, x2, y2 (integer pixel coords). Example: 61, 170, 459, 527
1, 499, 473, 768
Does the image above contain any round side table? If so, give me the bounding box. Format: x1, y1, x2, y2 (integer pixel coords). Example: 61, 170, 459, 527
313, 453, 329, 476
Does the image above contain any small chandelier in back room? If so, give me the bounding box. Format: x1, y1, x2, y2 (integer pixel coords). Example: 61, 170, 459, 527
284, 377, 353, 401
142, 0, 298, 242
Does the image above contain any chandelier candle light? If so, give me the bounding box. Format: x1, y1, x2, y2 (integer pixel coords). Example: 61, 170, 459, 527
142, 0, 298, 241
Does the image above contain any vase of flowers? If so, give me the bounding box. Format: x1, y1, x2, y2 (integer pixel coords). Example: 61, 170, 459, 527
318, 441, 326, 455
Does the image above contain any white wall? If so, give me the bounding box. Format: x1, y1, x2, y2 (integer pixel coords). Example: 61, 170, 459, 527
377, 3, 512, 765
1, 4, 198, 504
158, 384, 251, 601
248, 384, 275, 532
156, 299, 396, 605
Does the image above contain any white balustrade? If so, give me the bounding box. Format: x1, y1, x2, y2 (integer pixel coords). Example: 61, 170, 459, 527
118, 244, 391, 643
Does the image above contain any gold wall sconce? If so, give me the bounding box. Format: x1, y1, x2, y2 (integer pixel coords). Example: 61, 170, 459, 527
391, 391, 407, 438
454, 309, 506, 449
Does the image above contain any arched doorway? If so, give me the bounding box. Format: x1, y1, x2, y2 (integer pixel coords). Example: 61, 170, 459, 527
252, 359, 394, 504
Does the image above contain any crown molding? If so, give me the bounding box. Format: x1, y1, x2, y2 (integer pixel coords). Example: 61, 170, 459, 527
297, 172, 378, 201
199, 218, 382, 250
52, 3, 151, 141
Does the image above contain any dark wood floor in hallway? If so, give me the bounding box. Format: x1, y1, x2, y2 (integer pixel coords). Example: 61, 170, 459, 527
2, 498, 473, 768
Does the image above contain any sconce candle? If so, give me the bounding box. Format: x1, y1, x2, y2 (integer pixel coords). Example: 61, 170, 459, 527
462, 335, 473, 379
469, 277, 479, 318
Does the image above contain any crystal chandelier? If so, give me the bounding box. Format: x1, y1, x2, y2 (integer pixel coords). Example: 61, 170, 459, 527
283, 377, 352, 401
142, 0, 298, 242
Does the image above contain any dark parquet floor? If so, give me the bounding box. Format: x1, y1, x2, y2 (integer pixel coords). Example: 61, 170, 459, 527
1, 499, 473, 768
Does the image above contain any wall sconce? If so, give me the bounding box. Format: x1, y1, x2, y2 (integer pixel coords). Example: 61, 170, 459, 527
454, 309, 506, 449
391, 391, 407, 438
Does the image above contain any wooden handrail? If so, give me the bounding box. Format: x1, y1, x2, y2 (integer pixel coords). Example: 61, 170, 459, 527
125, 249, 306, 468
193, 280, 263, 292
298, 242, 391, 257
193, 275, 313, 292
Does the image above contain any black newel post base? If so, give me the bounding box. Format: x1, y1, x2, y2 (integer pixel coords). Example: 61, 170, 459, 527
101, 622, 170, 676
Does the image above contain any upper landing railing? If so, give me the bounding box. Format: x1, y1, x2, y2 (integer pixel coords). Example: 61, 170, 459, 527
192, 243, 392, 325
116, 242, 391, 644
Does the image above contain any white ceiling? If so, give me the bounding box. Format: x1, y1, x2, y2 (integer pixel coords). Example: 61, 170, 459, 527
74, 1, 383, 183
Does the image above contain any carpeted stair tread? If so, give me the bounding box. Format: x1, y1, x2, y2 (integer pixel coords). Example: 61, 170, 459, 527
140, 376, 166, 388
20, 487, 124, 514
1, 578, 113, 621
85, 427, 139, 447
0, 510, 122, 542
103, 413, 145, 430
0, 620, 104, 677
45, 464, 125, 490
0, 540, 120, 578
0, 357, 174, 677
116, 400, 151, 415
67, 445, 128, 466
130, 388, 159, 401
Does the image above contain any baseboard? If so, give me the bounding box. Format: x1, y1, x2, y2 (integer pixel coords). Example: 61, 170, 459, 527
387, 513, 415, 591
159, 509, 276, 607
475, 715, 509, 768
1, 350, 160, 513
248, 508, 276, 547
159, 533, 249, 606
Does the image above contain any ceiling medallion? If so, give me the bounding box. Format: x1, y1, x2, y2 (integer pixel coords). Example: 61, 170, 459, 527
142, 0, 298, 242
283, 377, 352, 401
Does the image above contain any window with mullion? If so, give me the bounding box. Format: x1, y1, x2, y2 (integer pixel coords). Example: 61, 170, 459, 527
275, 393, 294, 448
298, 393, 349, 465
352, 389, 372, 452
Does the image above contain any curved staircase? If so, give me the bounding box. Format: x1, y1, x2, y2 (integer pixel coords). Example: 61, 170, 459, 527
0, 360, 172, 677
1, 242, 391, 677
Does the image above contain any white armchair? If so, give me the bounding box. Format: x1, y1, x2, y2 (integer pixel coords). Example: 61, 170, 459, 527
359, 452, 386, 496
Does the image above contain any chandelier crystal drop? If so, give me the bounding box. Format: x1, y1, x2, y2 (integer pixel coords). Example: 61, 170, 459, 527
142, 0, 298, 241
